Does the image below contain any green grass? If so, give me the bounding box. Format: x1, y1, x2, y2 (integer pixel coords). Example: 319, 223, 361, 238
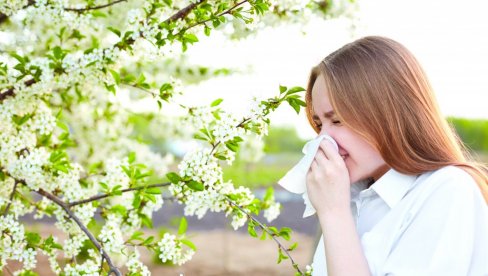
222, 153, 301, 189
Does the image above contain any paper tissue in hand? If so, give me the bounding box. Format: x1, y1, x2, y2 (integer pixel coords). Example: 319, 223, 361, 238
278, 134, 339, 217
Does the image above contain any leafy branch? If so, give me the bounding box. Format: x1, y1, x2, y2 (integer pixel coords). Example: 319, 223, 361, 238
68, 182, 171, 207
225, 196, 305, 275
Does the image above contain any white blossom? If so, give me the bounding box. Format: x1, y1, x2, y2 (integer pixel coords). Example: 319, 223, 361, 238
264, 201, 281, 223
157, 233, 195, 266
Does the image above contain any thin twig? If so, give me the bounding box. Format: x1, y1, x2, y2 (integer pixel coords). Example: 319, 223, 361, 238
208, 117, 250, 156
35, 188, 122, 275
122, 83, 158, 97
225, 197, 303, 274
178, 0, 248, 34
4, 265, 14, 276
65, 0, 127, 13
0, 78, 35, 103
68, 182, 171, 207
2, 180, 19, 216
164, 0, 206, 23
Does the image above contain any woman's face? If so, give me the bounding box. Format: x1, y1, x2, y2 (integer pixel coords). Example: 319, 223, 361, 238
311, 75, 388, 183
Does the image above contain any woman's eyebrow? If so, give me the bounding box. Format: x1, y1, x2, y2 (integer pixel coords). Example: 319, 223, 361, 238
312, 111, 335, 120
323, 111, 335, 118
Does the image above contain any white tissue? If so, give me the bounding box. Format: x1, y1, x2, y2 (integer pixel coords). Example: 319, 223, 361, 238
278, 134, 339, 217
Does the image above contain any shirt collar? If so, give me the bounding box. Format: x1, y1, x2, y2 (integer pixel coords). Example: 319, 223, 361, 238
369, 169, 419, 208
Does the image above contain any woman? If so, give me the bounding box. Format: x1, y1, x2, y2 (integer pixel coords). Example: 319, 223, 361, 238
305, 36, 488, 276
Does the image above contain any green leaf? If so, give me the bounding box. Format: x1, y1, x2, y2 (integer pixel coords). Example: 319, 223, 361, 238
141, 214, 153, 228
184, 33, 199, 43
109, 69, 120, 85
12, 114, 33, 126
279, 227, 291, 241
225, 141, 238, 152
247, 223, 257, 238
263, 186, 274, 202
142, 236, 154, 245
107, 27, 121, 37
17, 270, 38, 276
25, 232, 42, 248
178, 217, 188, 235
204, 25, 211, 36
288, 242, 298, 251
128, 151, 136, 164
180, 239, 197, 251
286, 86, 305, 95
129, 231, 144, 242
166, 172, 181, 184
53, 46, 63, 60
110, 204, 127, 216
211, 98, 223, 107
145, 187, 161, 194
186, 180, 204, 191
159, 83, 172, 92
133, 194, 142, 209
193, 133, 208, 141
279, 85, 287, 94
44, 235, 62, 250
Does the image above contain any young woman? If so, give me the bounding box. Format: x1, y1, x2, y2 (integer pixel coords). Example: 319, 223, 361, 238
305, 36, 488, 276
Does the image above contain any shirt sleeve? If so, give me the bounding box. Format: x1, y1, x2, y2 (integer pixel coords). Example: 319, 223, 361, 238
379, 168, 488, 276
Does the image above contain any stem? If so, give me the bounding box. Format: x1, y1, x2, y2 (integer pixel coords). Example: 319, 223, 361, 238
178, 0, 248, 34
0, 78, 35, 103
68, 182, 171, 207
225, 197, 303, 275
65, 0, 127, 13
208, 117, 250, 156
122, 83, 158, 97
4, 265, 14, 276
2, 180, 19, 216
36, 188, 122, 276
164, 0, 206, 23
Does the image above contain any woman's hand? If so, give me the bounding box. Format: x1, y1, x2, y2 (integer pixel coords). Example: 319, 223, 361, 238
306, 139, 351, 216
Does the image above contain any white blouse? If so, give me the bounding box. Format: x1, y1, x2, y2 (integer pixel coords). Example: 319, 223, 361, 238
311, 166, 488, 276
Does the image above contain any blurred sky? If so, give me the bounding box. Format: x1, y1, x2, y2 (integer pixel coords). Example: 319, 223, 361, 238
181, 0, 488, 139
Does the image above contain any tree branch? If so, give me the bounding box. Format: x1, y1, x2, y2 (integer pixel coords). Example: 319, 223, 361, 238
164, 0, 206, 23
0, 0, 35, 24
0, 0, 249, 102
225, 197, 303, 274
0, 0, 128, 24
0, 78, 35, 103
178, 0, 249, 34
68, 182, 171, 207
64, 0, 127, 13
2, 180, 19, 216
36, 188, 122, 276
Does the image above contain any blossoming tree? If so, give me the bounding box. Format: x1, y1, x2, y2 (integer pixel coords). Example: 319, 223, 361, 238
0, 0, 354, 274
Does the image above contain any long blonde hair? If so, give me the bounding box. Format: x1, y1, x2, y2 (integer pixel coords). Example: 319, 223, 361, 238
305, 36, 488, 203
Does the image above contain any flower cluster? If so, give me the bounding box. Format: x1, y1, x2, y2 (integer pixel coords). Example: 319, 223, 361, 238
0, 0, 321, 273
157, 233, 195, 266
0, 0, 27, 16
211, 114, 244, 144
178, 148, 223, 189
126, 248, 150, 276
0, 215, 37, 270
98, 214, 125, 254
63, 249, 101, 276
